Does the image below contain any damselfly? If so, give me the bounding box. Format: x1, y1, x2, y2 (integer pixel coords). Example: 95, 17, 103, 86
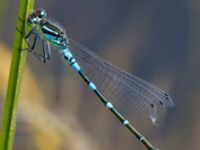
22, 9, 175, 150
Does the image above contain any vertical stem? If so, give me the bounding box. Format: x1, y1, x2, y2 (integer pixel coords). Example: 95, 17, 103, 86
0, 0, 34, 149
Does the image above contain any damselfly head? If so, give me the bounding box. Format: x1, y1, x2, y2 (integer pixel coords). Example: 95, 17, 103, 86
27, 9, 46, 24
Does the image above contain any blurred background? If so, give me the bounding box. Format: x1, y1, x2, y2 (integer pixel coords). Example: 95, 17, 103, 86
0, 0, 200, 150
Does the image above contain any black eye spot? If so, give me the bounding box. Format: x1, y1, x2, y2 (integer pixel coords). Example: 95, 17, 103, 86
150, 103, 154, 108
159, 101, 164, 105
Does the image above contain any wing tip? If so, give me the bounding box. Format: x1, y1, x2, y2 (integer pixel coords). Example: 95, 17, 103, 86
163, 92, 175, 107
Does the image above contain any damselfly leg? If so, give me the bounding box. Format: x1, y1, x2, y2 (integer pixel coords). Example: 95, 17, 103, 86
16, 17, 51, 63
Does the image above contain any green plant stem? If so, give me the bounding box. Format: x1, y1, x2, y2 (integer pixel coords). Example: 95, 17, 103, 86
0, 0, 34, 149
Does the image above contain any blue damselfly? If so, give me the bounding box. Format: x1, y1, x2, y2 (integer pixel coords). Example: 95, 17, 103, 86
20, 9, 175, 150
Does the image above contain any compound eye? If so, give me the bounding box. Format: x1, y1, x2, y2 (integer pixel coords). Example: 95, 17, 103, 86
38, 9, 46, 18
27, 15, 37, 24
